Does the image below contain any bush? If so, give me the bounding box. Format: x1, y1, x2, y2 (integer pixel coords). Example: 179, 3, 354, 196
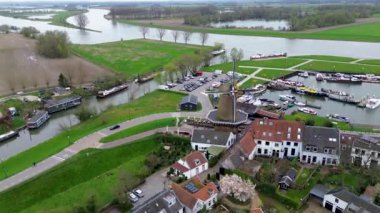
75, 106, 97, 122
37, 30, 70, 58
209, 153, 223, 168
305, 118, 315, 126
323, 120, 334, 127
20, 26, 39, 38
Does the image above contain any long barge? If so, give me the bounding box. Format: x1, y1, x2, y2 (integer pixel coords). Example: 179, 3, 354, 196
250, 52, 287, 60
292, 87, 327, 97
44, 96, 82, 114
0, 130, 19, 143
97, 83, 128, 98
327, 94, 360, 104
27, 110, 50, 129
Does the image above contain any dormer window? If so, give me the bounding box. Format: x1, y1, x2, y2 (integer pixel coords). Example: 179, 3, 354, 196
263, 132, 266, 136
297, 128, 301, 133
288, 127, 291, 132
214, 136, 218, 140
201, 135, 204, 139
195, 159, 200, 165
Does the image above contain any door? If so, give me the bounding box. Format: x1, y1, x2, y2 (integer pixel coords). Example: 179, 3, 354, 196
324, 202, 333, 211
195, 145, 198, 151
284, 148, 288, 157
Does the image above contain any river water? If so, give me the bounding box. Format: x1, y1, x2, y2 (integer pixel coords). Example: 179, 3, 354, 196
0, 8, 380, 159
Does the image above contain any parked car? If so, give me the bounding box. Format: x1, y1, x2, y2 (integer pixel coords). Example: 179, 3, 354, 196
133, 189, 144, 198
194, 71, 203, 76
128, 192, 139, 203
109, 125, 120, 130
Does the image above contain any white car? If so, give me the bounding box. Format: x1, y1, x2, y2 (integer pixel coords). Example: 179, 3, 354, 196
128, 192, 138, 203
133, 189, 144, 198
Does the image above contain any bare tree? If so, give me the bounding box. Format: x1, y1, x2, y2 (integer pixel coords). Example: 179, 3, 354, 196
199, 32, 209, 46
182, 31, 192, 44
172, 30, 179, 43
139, 26, 150, 39
157, 28, 166, 41
75, 14, 89, 30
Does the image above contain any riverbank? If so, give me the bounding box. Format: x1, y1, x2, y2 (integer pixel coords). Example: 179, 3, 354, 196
0, 90, 185, 181
120, 19, 380, 43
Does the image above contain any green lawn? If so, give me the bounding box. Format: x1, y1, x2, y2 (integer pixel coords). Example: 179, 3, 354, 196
100, 118, 177, 143
255, 69, 294, 80
239, 78, 269, 89
291, 55, 356, 62
259, 194, 290, 213
321, 172, 367, 194
298, 60, 380, 74
358, 59, 380, 66
0, 90, 185, 181
0, 137, 160, 213
239, 58, 305, 69
120, 19, 380, 43
280, 169, 319, 203
202, 62, 250, 74
285, 112, 378, 133
72, 39, 210, 77
295, 167, 313, 185
49, 10, 90, 29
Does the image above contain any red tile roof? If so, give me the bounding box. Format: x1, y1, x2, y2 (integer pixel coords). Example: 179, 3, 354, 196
239, 130, 256, 157
256, 109, 283, 120
251, 118, 304, 142
251, 208, 264, 213
171, 178, 219, 210
184, 151, 208, 169
172, 162, 189, 173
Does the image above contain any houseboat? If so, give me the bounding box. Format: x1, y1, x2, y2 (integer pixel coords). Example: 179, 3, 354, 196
315, 73, 325, 81
325, 76, 362, 84
97, 83, 128, 98
366, 98, 380, 109
44, 96, 82, 114
327, 114, 350, 123
298, 107, 317, 115
321, 88, 349, 96
249, 84, 267, 96
27, 110, 50, 129
0, 130, 18, 143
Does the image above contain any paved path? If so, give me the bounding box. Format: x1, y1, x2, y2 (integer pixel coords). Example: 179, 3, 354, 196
287, 59, 313, 70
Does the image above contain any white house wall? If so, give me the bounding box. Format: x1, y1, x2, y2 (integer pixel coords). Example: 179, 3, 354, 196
254, 139, 301, 159
323, 194, 348, 213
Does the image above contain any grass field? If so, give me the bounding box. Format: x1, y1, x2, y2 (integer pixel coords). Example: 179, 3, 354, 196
0, 137, 160, 213
100, 118, 177, 143
285, 112, 378, 133
72, 40, 210, 77
121, 19, 380, 43
298, 60, 380, 74
295, 167, 313, 185
0, 90, 185, 181
358, 59, 380, 66
49, 10, 87, 29
291, 55, 356, 62
239, 58, 305, 69
255, 69, 294, 79
202, 62, 251, 74
239, 78, 268, 89
321, 172, 367, 194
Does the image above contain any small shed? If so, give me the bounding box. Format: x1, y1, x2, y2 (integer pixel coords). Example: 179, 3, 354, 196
179, 95, 198, 111
278, 168, 298, 190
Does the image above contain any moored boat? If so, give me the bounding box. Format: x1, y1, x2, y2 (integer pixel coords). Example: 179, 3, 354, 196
316, 73, 324, 81
298, 72, 309, 78
327, 114, 350, 123
279, 95, 296, 102
292, 87, 327, 97
211, 49, 226, 56
294, 101, 306, 107
97, 83, 128, 98
298, 107, 317, 115
0, 130, 19, 143
250, 84, 267, 95
250, 52, 287, 60
321, 88, 349, 96
366, 98, 380, 109
327, 94, 360, 104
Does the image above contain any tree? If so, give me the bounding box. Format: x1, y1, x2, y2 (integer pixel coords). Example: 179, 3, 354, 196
172, 30, 179, 43
164, 63, 177, 82
139, 26, 149, 39
230, 48, 244, 74
75, 106, 96, 121
157, 28, 166, 41
75, 13, 89, 30
37, 30, 70, 58
58, 73, 70, 87
220, 174, 256, 202
199, 32, 209, 46
220, 53, 229, 64
200, 49, 212, 67
182, 31, 192, 44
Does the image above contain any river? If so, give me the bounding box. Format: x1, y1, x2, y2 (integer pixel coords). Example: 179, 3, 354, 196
0, 8, 380, 160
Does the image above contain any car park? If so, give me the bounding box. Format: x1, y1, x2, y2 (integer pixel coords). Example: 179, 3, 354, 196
128, 192, 139, 203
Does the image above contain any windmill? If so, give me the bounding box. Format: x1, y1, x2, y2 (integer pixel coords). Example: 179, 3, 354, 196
206, 48, 249, 126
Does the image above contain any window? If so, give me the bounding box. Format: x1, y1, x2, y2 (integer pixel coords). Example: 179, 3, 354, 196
355, 149, 360, 154
302, 155, 306, 161
294, 142, 298, 147
327, 158, 332, 164
306, 147, 310, 151
361, 150, 366, 155
291, 149, 295, 155
312, 156, 317, 163
264, 149, 268, 154
286, 142, 291, 146
371, 152, 376, 157
257, 148, 262, 154
335, 198, 339, 203
258, 141, 262, 145
313, 147, 317, 152
265, 142, 270, 146
332, 159, 337, 165
275, 143, 279, 147
342, 144, 346, 150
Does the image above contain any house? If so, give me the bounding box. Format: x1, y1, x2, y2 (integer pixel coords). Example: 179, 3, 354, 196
239, 130, 257, 160
300, 126, 340, 165
340, 133, 359, 165
323, 188, 380, 213
172, 151, 208, 179
27, 110, 49, 129
132, 190, 184, 213
351, 136, 380, 167
180, 95, 198, 111
191, 129, 236, 152
44, 96, 82, 113
278, 168, 297, 190
172, 178, 218, 212
250, 118, 304, 159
